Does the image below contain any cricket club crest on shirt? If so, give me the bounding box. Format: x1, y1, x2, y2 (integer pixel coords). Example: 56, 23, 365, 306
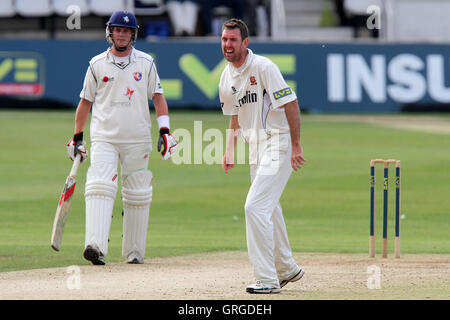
133, 72, 142, 81
125, 88, 134, 100
250, 76, 257, 85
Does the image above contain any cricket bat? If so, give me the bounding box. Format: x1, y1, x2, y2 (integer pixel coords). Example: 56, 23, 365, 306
51, 154, 82, 251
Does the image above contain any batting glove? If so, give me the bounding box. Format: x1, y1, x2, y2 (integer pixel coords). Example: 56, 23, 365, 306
157, 128, 177, 160
67, 132, 88, 163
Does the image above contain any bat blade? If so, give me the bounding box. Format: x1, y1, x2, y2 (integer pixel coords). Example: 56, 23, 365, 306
51, 176, 77, 251
51, 154, 81, 252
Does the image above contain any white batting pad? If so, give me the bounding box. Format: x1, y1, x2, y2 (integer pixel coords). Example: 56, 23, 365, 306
85, 163, 118, 199
121, 170, 153, 260
84, 163, 118, 256
85, 196, 114, 256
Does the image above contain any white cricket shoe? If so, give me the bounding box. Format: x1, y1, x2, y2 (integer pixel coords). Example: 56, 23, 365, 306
246, 281, 280, 294
279, 268, 305, 288
126, 251, 144, 264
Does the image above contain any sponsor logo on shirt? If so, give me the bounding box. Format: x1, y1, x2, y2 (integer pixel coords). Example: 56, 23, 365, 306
273, 87, 292, 100
238, 90, 257, 107
133, 72, 142, 81
231, 86, 238, 95
111, 101, 131, 107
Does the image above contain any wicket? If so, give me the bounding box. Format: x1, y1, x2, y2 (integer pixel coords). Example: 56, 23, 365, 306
370, 159, 401, 258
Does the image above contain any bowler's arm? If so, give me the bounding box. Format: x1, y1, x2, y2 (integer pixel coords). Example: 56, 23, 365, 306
282, 99, 306, 171
222, 115, 240, 173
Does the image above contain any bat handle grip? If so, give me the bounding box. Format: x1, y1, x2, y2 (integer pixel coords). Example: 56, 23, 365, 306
70, 154, 82, 177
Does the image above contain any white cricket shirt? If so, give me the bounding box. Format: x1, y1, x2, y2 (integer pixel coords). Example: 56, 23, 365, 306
80, 47, 163, 143
219, 49, 297, 144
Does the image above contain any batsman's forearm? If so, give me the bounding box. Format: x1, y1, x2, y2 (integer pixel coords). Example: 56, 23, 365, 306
153, 93, 169, 117
284, 100, 301, 145
74, 99, 92, 134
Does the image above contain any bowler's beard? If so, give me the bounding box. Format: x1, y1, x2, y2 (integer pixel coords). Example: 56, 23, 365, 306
224, 49, 241, 63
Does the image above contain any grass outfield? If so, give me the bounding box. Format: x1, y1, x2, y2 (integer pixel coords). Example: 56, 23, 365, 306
0, 110, 449, 272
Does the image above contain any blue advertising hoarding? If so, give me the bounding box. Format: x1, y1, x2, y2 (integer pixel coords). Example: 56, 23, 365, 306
1, 39, 449, 112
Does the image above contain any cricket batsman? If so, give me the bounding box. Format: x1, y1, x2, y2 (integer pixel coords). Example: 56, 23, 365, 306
66, 10, 177, 265
219, 19, 305, 293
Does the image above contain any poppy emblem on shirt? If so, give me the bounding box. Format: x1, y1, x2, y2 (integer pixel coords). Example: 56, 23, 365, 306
125, 88, 134, 100
133, 72, 142, 81
250, 76, 257, 85
103, 76, 114, 82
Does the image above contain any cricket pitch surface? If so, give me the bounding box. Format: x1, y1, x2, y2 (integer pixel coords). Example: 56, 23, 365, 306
0, 252, 449, 300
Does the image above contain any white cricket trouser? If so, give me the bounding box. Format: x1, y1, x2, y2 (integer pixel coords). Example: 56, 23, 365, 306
245, 133, 298, 287
85, 141, 151, 257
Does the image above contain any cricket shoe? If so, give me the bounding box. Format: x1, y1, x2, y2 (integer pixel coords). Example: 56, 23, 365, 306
246, 282, 280, 294
126, 251, 144, 264
279, 268, 305, 288
83, 245, 106, 265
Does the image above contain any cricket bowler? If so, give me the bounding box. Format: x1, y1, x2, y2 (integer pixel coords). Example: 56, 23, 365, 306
219, 19, 306, 293
66, 10, 177, 265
